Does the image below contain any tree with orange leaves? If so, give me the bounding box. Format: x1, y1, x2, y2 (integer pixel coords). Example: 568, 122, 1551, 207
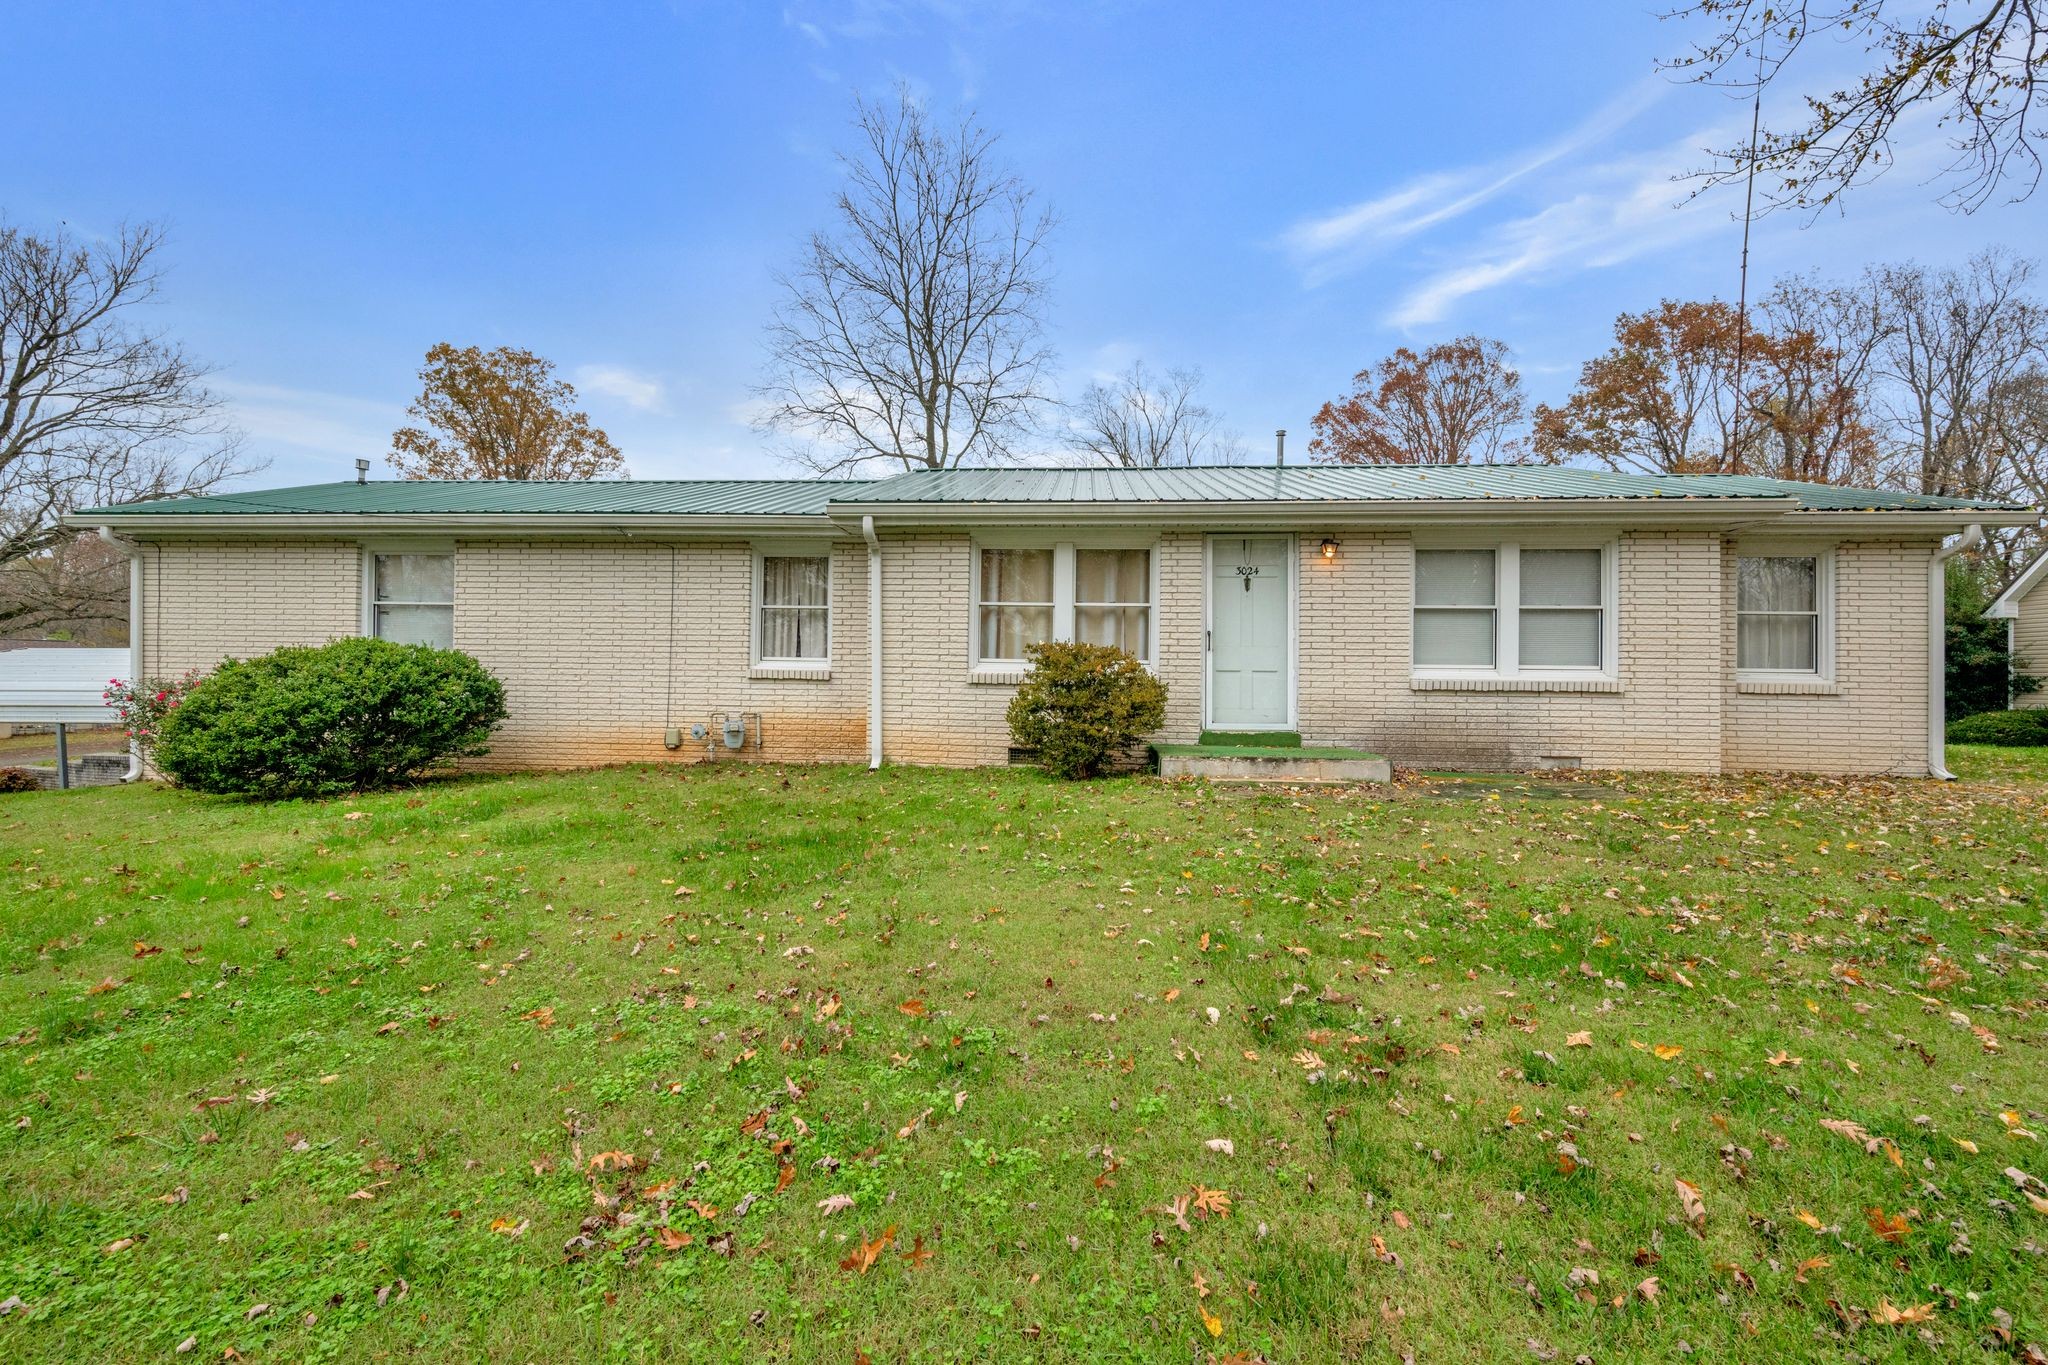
1307, 336, 1526, 465
389, 343, 626, 481
1532, 299, 1878, 483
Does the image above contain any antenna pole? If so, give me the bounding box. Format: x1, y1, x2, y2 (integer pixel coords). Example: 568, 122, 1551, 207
1731, 40, 1764, 476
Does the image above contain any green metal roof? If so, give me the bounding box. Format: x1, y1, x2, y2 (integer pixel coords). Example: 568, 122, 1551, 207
74, 479, 870, 518
1635, 473, 2024, 512
838, 465, 2026, 509
72, 465, 2030, 519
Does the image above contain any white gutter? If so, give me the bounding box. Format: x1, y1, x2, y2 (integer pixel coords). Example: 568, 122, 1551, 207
1928, 523, 1984, 780
97, 526, 145, 782
862, 515, 882, 770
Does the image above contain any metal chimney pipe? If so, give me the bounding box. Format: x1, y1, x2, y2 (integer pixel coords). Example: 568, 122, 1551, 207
354, 458, 370, 484
1275, 429, 1286, 467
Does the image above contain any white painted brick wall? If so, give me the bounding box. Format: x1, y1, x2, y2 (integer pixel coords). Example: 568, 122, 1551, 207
456, 539, 870, 768
140, 540, 360, 674
874, 529, 1204, 765
134, 527, 1943, 775
1720, 539, 1936, 774
1296, 529, 1726, 772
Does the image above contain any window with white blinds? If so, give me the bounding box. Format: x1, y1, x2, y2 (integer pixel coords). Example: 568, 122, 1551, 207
1518, 548, 1604, 669
1413, 543, 1612, 677
1414, 548, 1497, 667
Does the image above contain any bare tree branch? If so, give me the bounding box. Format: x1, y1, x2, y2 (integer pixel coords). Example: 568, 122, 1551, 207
1069, 362, 1243, 467
1664, 0, 2048, 212
0, 219, 253, 636
757, 86, 1057, 474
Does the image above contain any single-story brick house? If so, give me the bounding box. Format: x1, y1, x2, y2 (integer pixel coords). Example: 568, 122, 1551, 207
1988, 551, 2048, 709
71, 464, 2033, 777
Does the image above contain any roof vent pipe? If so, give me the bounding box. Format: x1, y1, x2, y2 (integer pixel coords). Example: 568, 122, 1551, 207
354, 458, 370, 484
1274, 429, 1286, 467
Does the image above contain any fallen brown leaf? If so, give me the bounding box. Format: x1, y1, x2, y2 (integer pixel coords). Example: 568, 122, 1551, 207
839, 1225, 898, 1274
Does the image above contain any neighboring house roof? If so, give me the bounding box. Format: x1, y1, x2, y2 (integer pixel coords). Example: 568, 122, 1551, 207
68, 465, 2033, 531
1988, 552, 2048, 619
0, 647, 126, 723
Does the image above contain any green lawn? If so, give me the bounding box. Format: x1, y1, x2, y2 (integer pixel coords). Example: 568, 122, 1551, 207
2, 750, 2045, 1362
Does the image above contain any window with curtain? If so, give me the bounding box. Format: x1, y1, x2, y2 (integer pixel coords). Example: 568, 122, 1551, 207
1518, 548, 1603, 669
759, 555, 830, 661
372, 552, 454, 649
1074, 547, 1151, 658
1414, 548, 1497, 667
978, 547, 1055, 661
1736, 555, 1821, 672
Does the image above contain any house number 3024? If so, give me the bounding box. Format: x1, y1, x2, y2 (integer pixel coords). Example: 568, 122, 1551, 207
1235, 565, 1261, 591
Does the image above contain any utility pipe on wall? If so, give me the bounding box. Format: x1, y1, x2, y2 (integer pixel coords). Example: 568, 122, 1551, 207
1927, 523, 1983, 780
98, 526, 145, 782
862, 514, 882, 770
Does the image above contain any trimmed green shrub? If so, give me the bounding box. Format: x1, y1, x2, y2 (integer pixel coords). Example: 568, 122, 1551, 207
1005, 641, 1167, 780
153, 638, 508, 798
0, 767, 40, 795
1945, 708, 2048, 747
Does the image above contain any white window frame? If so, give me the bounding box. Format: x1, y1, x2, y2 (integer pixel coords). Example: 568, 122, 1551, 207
751, 543, 833, 669
967, 533, 1160, 673
1410, 536, 1618, 681
361, 542, 456, 647
1734, 546, 1835, 682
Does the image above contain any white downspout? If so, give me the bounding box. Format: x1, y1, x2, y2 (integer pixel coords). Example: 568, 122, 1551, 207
862, 515, 882, 770
1928, 523, 1984, 780
98, 526, 145, 782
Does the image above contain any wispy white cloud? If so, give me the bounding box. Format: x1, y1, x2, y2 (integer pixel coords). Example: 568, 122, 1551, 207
949, 40, 980, 100
723, 395, 779, 429
1387, 135, 1739, 327
1281, 78, 1669, 285
1285, 51, 1980, 333
574, 363, 668, 413
217, 380, 403, 461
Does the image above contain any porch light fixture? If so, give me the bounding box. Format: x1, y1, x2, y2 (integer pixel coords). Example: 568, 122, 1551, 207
1319, 537, 1339, 560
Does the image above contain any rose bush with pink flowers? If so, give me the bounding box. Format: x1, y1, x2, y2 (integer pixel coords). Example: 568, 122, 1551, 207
103, 669, 202, 758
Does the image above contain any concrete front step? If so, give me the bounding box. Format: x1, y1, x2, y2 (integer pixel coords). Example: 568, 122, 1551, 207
1155, 746, 1391, 784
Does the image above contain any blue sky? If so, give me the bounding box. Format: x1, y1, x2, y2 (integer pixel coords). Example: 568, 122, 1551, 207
9, 0, 2045, 485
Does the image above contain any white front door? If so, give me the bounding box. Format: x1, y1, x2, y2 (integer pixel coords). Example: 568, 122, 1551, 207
1208, 535, 1292, 728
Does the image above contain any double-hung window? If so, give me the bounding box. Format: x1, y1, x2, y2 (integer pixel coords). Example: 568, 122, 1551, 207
1517, 549, 1605, 668
975, 543, 1153, 667
1074, 548, 1152, 659
370, 552, 454, 649
1736, 554, 1825, 675
1414, 548, 1498, 667
758, 554, 830, 663
1412, 542, 1611, 677
978, 548, 1056, 662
